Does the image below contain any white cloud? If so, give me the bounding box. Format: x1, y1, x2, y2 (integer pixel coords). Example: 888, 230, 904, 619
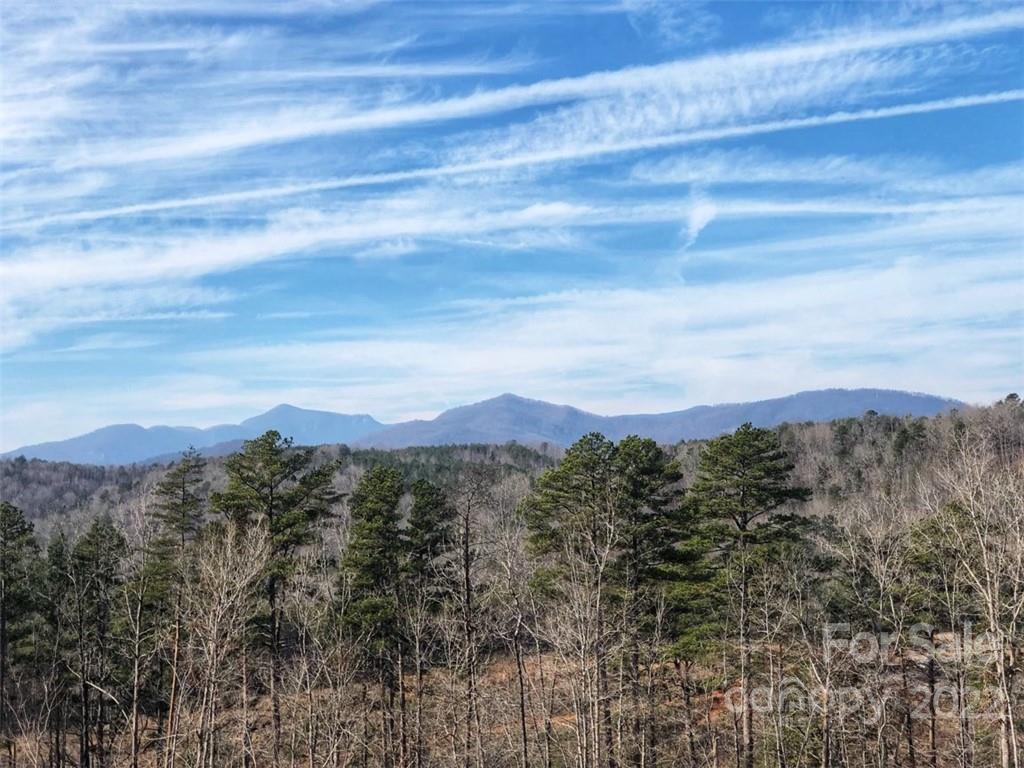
11, 90, 1020, 232
4, 182, 1020, 353
149, 250, 1022, 421
443, 90, 1024, 174
622, 0, 721, 48
26, 8, 1024, 169
683, 190, 716, 251
632, 149, 1024, 197
53, 333, 162, 355
353, 238, 420, 259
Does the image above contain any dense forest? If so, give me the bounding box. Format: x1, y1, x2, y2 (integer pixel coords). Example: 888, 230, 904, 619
0, 398, 1020, 768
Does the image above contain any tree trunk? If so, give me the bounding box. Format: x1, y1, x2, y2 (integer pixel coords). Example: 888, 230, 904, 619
461, 506, 480, 768
706, 687, 720, 768
360, 682, 369, 768
270, 578, 283, 768
630, 644, 641, 768
926, 631, 937, 768
901, 650, 917, 768
820, 687, 830, 768
995, 641, 1018, 768
414, 631, 424, 768
674, 660, 697, 768
241, 639, 253, 768
130, 629, 142, 768
513, 622, 530, 768
97, 698, 106, 768
646, 659, 658, 768
535, 640, 553, 768
306, 660, 317, 768
739, 555, 753, 768
398, 646, 408, 768
0, 574, 8, 767
164, 611, 181, 768
597, 597, 616, 768
78, 652, 90, 768
956, 627, 972, 768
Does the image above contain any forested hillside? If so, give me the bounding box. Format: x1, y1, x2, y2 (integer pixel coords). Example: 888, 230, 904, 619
0, 443, 557, 536
0, 398, 1020, 768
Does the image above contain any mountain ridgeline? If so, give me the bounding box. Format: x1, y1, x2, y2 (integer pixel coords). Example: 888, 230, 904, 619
3, 404, 385, 465
2, 388, 961, 465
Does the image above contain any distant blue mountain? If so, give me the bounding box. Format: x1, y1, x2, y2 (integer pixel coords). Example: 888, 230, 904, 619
357, 389, 962, 449
239, 404, 383, 446
2, 405, 387, 465
2, 389, 962, 465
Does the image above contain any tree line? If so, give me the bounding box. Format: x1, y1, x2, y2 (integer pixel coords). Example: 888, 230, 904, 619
0, 398, 1020, 768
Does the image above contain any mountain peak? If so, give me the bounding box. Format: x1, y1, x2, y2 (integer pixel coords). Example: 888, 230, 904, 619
246, 403, 335, 419
492, 392, 525, 402
470, 392, 536, 407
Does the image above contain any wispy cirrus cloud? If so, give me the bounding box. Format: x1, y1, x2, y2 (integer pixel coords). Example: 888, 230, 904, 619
13, 7, 1022, 171
1, 1, 1022, 449
10, 90, 1021, 232
4, 180, 1019, 354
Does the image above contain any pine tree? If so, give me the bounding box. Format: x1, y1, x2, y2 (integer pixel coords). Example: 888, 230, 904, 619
611, 435, 681, 768
343, 466, 404, 645
40, 529, 73, 763
526, 433, 681, 768
688, 423, 810, 768
402, 479, 454, 768
152, 447, 206, 557
404, 479, 454, 591
211, 430, 336, 765
150, 448, 206, 768
68, 516, 127, 768
0, 502, 39, 761
342, 466, 405, 768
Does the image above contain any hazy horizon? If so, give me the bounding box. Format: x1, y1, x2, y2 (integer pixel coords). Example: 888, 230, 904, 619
8, 387, 978, 448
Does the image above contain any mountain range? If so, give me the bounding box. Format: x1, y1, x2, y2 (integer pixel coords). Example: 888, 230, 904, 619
2, 405, 384, 466
2, 389, 962, 466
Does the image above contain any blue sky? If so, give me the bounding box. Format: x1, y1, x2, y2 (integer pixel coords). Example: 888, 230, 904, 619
1, 0, 1022, 450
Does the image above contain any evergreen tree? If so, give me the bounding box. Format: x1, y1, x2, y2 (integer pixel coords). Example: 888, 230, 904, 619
524, 433, 620, 763
342, 466, 405, 768
40, 529, 73, 760
152, 447, 206, 559
211, 430, 336, 764
343, 466, 404, 649
526, 432, 618, 560
611, 436, 681, 767
688, 423, 810, 768
689, 423, 810, 544
612, 434, 682, 605
526, 432, 681, 768
150, 448, 206, 768
663, 502, 721, 768
404, 478, 455, 592
401, 479, 454, 768
0, 502, 39, 760
68, 515, 127, 768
